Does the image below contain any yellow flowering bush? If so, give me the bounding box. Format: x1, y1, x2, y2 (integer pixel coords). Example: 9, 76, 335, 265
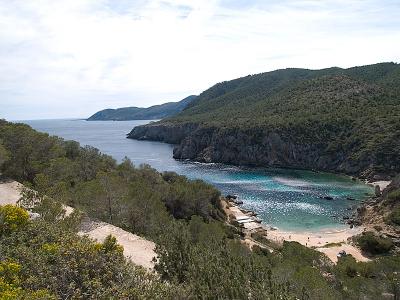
0, 261, 22, 300
41, 243, 60, 255
0, 205, 29, 236
0, 260, 56, 300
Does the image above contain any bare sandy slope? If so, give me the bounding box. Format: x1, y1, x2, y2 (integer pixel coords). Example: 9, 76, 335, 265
266, 227, 370, 263
0, 180, 23, 205
0, 180, 156, 270
79, 222, 156, 270
368, 180, 391, 191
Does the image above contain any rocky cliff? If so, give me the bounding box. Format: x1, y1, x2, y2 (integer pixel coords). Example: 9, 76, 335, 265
128, 122, 393, 180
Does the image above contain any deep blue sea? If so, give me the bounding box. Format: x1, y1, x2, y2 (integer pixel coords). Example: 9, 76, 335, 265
21, 119, 373, 232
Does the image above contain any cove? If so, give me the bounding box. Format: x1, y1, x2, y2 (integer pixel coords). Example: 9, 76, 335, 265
21, 119, 373, 232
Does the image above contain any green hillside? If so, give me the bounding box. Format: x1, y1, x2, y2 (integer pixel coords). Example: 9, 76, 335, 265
129, 63, 400, 178
87, 95, 197, 121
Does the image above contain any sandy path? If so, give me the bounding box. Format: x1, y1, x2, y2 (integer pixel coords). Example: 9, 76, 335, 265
0, 180, 156, 270
79, 222, 156, 270
0, 180, 23, 205
318, 244, 370, 263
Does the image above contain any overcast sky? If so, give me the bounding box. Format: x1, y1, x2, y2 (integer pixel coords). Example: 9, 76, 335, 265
1, 0, 400, 120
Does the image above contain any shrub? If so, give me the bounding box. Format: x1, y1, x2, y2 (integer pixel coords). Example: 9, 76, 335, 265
0, 205, 29, 236
356, 232, 394, 255
386, 207, 400, 225
388, 189, 400, 203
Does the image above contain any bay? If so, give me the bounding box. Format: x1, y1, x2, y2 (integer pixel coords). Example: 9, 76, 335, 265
21, 119, 373, 232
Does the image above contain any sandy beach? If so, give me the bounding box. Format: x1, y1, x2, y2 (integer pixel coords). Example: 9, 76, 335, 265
223, 198, 370, 263
367, 180, 391, 191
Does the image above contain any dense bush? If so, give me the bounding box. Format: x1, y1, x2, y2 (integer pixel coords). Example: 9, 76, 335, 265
0, 120, 224, 240
356, 232, 394, 255
0, 204, 29, 236
0, 206, 184, 299
388, 189, 400, 203
387, 207, 400, 225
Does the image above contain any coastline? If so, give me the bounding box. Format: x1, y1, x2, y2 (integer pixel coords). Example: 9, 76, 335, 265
222, 197, 371, 263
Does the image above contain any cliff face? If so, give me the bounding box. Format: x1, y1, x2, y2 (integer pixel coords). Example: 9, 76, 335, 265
128, 122, 382, 178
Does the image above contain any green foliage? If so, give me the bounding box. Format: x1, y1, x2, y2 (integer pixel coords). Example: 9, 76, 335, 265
101, 235, 124, 254
87, 95, 197, 121
387, 207, 400, 225
0, 205, 29, 236
0, 141, 10, 170
162, 172, 222, 220
0, 206, 184, 299
155, 219, 293, 299
333, 255, 400, 299
356, 231, 394, 255
388, 189, 400, 203
0, 120, 223, 241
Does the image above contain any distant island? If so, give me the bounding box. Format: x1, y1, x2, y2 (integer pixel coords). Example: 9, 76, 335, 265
87, 95, 197, 121
128, 62, 400, 181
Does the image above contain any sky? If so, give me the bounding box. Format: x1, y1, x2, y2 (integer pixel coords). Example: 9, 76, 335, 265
1, 0, 400, 120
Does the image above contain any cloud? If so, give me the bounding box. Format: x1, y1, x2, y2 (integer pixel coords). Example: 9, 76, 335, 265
0, 0, 399, 120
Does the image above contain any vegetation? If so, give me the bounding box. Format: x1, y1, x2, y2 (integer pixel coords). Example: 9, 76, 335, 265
1, 119, 400, 299
388, 189, 400, 203
139, 62, 400, 176
355, 231, 394, 255
0, 205, 183, 299
87, 95, 197, 121
0, 204, 29, 236
387, 207, 400, 225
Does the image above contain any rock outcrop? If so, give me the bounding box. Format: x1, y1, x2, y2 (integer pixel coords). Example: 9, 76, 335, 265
128, 122, 390, 179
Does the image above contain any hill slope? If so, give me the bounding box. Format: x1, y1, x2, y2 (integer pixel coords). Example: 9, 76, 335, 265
87, 95, 197, 121
128, 63, 400, 179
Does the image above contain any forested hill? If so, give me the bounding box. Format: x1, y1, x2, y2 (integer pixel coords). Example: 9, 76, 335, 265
87, 95, 197, 121
128, 62, 400, 179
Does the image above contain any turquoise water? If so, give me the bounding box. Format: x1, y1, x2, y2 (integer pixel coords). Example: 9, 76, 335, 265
21, 119, 373, 232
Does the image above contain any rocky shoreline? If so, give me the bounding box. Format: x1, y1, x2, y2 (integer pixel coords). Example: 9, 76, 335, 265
127, 122, 397, 181
222, 196, 370, 263
220, 175, 400, 262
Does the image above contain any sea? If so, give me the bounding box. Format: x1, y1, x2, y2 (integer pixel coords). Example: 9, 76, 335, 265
20, 119, 373, 232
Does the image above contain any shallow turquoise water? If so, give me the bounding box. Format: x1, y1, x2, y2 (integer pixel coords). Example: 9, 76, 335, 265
21, 119, 373, 232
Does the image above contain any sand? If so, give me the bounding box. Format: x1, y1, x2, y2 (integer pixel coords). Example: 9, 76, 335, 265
0, 180, 23, 205
223, 199, 370, 263
368, 180, 391, 191
0, 180, 156, 270
79, 221, 156, 270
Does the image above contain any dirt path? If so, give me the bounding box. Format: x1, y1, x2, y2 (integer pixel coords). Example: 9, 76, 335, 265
0, 180, 156, 270
0, 180, 23, 205
317, 244, 370, 263
79, 221, 156, 270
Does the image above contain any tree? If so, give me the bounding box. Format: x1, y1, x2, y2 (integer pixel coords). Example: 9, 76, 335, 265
0, 141, 10, 171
